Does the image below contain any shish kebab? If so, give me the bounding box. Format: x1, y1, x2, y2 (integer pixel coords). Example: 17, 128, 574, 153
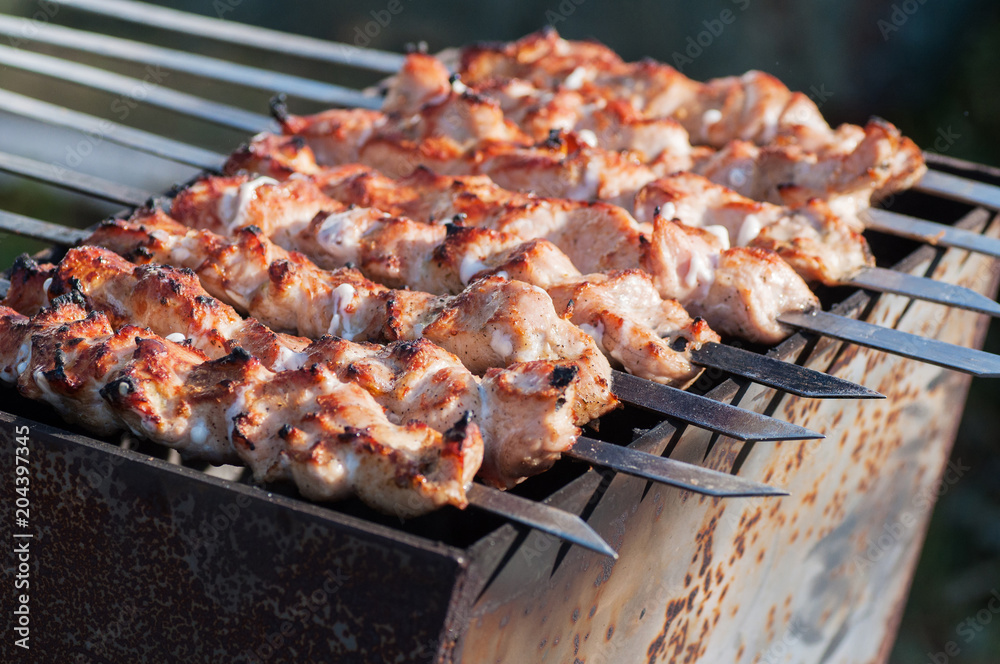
75, 209, 822, 441
0, 281, 483, 517
2, 142, 994, 379
277, 54, 922, 229
1, 29, 997, 252
448, 29, 925, 200
223, 136, 1000, 340
10, 0, 996, 223
380, 49, 924, 219
0, 203, 824, 468
0, 249, 788, 508
0, 150, 882, 400
146, 175, 882, 403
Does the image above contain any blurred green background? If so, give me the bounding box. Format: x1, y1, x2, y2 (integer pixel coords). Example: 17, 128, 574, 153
0, 0, 998, 660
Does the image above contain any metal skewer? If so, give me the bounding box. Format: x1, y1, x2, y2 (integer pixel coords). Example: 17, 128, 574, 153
611, 371, 819, 441
567, 437, 787, 497
0, 90, 225, 172
0, 44, 274, 134
467, 484, 617, 558
50, 0, 406, 73
0, 16, 380, 110
779, 310, 1000, 377
686, 343, 881, 399
863, 208, 1000, 260
843, 266, 1000, 317
915, 168, 1000, 211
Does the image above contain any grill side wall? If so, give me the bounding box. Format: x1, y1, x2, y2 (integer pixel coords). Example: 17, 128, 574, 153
0, 415, 469, 663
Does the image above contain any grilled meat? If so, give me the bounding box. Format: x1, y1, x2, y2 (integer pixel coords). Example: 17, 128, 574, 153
635, 172, 874, 285
4, 248, 589, 490
454, 30, 924, 183
383, 52, 701, 174
225, 142, 818, 343
84, 212, 614, 486
0, 296, 482, 515
377, 45, 924, 210
170, 172, 718, 386
86, 212, 616, 428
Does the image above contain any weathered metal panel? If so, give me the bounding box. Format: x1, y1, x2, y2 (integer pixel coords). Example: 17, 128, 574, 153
0, 414, 471, 663
456, 205, 1000, 664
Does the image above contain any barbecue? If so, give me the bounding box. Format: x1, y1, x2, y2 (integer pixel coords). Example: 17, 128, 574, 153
0, 3, 999, 662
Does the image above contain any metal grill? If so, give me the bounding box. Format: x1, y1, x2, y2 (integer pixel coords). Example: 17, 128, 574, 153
1, 3, 999, 662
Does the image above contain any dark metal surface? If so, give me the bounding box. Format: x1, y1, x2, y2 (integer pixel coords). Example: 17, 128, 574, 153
845, 265, 1000, 317
779, 309, 1000, 377
0, 411, 471, 663
863, 207, 1000, 258
612, 370, 823, 442
568, 437, 788, 497
691, 342, 883, 399
53, 0, 407, 73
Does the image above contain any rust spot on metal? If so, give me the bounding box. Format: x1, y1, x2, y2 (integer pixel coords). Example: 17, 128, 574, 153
646, 598, 685, 664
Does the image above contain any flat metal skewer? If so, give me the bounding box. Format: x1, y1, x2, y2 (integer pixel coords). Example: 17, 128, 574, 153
567, 437, 787, 497
916, 169, 1000, 211
51, 0, 406, 73
688, 342, 882, 399
0, 44, 274, 134
611, 371, 821, 441
0, 90, 226, 172
466, 484, 617, 558
862, 208, 1000, 260
0, 15, 380, 110
844, 266, 1000, 318
0, 151, 153, 207
779, 310, 1000, 377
